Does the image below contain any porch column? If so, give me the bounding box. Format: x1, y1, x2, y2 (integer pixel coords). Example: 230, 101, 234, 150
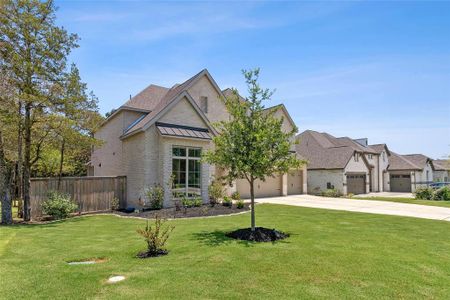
302, 167, 307, 194
282, 173, 288, 196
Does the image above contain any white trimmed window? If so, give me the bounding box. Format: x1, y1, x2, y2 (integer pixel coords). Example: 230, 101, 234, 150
172, 146, 201, 198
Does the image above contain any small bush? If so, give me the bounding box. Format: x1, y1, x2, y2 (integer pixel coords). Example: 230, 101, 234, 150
41, 191, 77, 220
321, 188, 341, 198
236, 199, 244, 209
415, 187, 434, 200
111, 197, 120, 210
433, 186, 450, 201
222, 196, 232, 207
136, 215, 175, 257
347, 193, 354, 198
181, 197, 194, 208
231, 191, 240, 200
192, 197, 203, 207
144, 184, 164, 209
208, 181, 224, 206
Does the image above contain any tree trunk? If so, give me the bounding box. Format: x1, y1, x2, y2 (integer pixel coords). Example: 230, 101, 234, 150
22, 103, 32, 221
57, 138, 65, 189
16, 101, 23, 218
250, 178, 255, 231
0, 131, 13, 225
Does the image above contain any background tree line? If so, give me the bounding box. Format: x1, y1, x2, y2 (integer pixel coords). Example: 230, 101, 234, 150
1, 0, 103, 223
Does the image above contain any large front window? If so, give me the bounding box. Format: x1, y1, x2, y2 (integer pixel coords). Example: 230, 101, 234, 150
172, 146, 201, 198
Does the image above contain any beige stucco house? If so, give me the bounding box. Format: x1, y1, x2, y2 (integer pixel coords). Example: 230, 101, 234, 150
433, 159, 450, 182
388, 153, 434, 192
296, 131, 392, 195
91, 69, 306, 208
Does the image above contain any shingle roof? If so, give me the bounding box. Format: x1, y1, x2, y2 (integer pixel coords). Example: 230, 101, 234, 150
433, 159, 450, 171
122, 69, 210, 137
296, 130, 359, 169
388, 152, 421, 171
123, 84, 169, 111
369, 144, 390, 155
156, 122, 212, 140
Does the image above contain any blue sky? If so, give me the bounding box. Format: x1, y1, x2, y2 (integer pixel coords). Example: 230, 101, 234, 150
56, 1, 450, 159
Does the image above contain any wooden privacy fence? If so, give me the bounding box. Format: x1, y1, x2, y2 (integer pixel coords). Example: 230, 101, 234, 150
30, 176, 126, 220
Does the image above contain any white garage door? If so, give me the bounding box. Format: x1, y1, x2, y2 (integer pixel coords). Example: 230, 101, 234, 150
236, 175, 282, 199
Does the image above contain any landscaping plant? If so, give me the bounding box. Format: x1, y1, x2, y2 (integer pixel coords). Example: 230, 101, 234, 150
41, 191, 77, 220
236, 199, 245, 209
321, 188, 341, 198
433, 187, 450, 201
204, 68, 304, 238
208, 181, 224, 206
231, 191, 241, 200
222, 196, 232, 207
415, 187, 434, 200
143, 184, 164, 209
192, 197, 203, 207
136, 215, 175, 258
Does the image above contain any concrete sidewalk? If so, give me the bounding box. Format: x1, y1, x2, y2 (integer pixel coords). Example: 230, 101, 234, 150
256, 194, 450, 222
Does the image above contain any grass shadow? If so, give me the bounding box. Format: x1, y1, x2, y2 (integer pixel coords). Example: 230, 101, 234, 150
192, 230, 255, 247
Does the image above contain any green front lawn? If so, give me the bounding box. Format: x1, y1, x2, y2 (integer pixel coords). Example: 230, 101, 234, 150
352, 196, 450, 208
1, 204, 450, 299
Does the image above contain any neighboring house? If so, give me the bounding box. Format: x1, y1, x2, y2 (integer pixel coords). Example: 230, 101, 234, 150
91, 69, 306, 208
387, 153, 434, 192
296, 130, 383, 195
433, 159, 450, 182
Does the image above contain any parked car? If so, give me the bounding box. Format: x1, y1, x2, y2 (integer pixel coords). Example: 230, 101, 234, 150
429, 182, 450, 189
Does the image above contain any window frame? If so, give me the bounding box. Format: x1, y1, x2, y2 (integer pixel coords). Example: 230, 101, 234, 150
172, 146, 202, 199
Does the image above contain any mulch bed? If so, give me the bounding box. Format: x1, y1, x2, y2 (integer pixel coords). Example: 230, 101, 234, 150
114, 203, 251, 219
136, 250, 168, 259
226, 227, 289, 242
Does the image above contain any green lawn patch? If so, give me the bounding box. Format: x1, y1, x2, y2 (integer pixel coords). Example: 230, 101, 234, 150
1, 204, 450, 299
352, 196, 450, 208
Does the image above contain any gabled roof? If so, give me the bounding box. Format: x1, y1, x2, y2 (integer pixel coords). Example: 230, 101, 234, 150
123, 84, 170, 111
402, 154, 434, 170
120, 69, 222, 139
387, 152, 426, 171
433, 159, 450, 171
296, 130, 369, 170
263, 104, 297, 131
369, 143, 391, 155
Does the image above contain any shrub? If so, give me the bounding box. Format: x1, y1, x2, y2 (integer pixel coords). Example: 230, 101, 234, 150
192, 197, 203, 207
321, 188, 341, 198
136, 215, 175, 257
433, 186, 450, 201
208, 181, 224, 206
222, 196, 232, 207
111, 197, 120, 210
236, 199, 244, 209
41, 191, 77, 220
347, 193, 354, 198
181, 197, 194, 208
415, 187, 434, 200
231, 191, 240, 200
143, 184, 164, 209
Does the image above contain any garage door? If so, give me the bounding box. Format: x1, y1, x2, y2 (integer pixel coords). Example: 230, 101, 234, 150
288, 170, 303, 195
390, 174, 411, 192
236, 175, 282, 199
346, 174, 366, 195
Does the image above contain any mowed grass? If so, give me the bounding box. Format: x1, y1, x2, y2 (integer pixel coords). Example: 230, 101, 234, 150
352, 196, 450, 208
1, 204, 450, 299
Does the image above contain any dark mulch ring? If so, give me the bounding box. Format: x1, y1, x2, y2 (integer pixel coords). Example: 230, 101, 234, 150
226, 227, 289, 242
136, 250, 168, 259
115, 203, 250, 219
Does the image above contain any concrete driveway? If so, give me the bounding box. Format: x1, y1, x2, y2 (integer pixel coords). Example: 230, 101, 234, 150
256, 194, 450, 222
355, 192, 414, 198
